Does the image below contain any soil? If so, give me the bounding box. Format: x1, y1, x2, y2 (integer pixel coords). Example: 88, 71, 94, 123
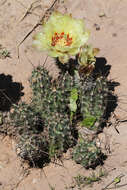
0, 0, 127, 190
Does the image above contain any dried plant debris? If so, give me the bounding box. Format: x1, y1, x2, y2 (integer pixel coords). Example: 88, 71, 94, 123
66, 168, 107, 189
0, 45, 10, 59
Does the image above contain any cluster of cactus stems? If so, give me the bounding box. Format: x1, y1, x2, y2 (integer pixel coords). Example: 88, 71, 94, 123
0, 43, 109, 168
0, 11, 114, 168
7, 61, 108, 167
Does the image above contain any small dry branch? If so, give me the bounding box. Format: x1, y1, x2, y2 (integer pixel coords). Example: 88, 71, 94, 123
17, 0, 59, 58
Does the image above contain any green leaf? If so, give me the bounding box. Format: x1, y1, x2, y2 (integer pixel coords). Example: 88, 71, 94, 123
70, 88, 78, 101
114, 177, 121, 184
81, 115, 96, 127
70, 99, 77, 112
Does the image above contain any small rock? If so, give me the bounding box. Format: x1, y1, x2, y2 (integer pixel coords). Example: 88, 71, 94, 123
99, 12, 106, 18
93, 23, 100, 31
112, 33, 117, 37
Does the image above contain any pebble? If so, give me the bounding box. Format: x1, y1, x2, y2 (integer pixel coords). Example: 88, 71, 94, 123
94, 23, 100, 31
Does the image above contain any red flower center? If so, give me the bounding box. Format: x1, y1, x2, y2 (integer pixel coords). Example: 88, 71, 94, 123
51, 32, 72, 47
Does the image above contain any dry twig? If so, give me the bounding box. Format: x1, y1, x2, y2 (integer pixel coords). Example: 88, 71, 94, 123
102, 174, 125, 190
17, 0, 59, 58
16, 0, 41, 22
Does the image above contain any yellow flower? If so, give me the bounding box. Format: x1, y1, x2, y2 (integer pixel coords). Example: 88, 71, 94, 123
33, 11, 89, 63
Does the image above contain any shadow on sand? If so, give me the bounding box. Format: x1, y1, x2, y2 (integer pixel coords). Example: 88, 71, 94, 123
0, 73, 24, 111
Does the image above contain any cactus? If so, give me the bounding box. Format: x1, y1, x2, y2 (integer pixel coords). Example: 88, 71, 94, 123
72, 139, 103, 168
48, 113, 73, 158
78, 75, 108, 132
7, 63, 109, 167
10, 103, 44, 136
30, 66, 52, 95
16, 132, 49, 165
10, 67, 75, 160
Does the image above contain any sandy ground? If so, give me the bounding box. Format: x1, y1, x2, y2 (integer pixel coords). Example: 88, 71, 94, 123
0, 0, 127, 189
